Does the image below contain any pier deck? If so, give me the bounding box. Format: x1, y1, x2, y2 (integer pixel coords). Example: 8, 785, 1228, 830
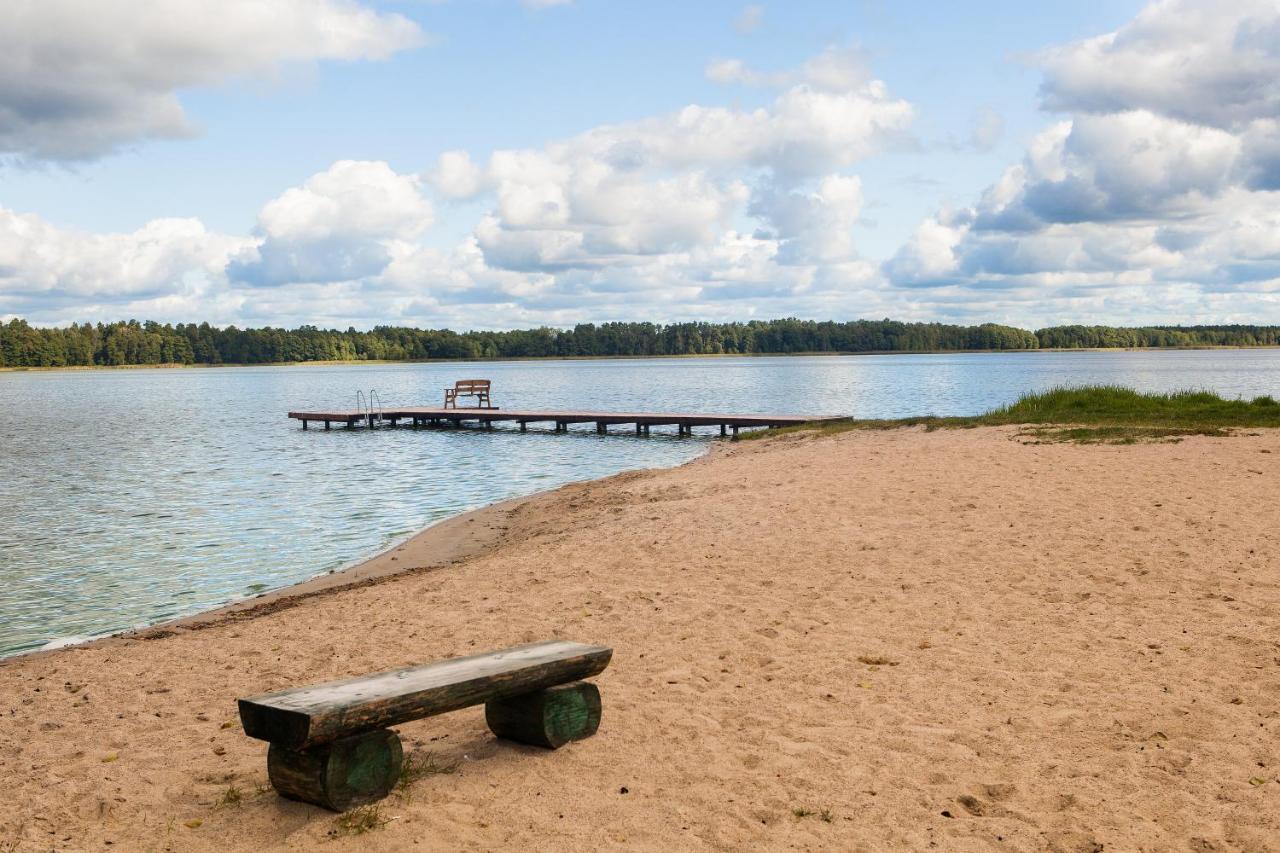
287, 406, 842, 436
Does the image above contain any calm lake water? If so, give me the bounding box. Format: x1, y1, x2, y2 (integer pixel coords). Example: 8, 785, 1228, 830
2, 349, 1278, 658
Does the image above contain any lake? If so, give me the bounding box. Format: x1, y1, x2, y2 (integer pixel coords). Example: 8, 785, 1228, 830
2, 349, 1277, 658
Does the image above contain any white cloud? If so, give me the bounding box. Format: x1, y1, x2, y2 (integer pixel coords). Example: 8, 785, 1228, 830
1038, 0, 1280, 130
704, 45, 871, 94
0, 0, 425, 161
972, 111, 1242, 229
883, 212, 965, 287
257, 160, 433, 242
0, 205, 250, 325
429, 150, 487, 199
734, 4, 764, 35
969, 107, 1004, 152
561, 75, 911, 181
885, 0, 1280, 325
421, 48, 911, 312
230, 160, 433, 286
750, 175, 864, 265
704, 59, 789, 88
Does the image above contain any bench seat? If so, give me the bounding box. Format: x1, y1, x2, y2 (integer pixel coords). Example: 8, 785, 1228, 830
238, 640, 612, 811
444, 378, 495, 409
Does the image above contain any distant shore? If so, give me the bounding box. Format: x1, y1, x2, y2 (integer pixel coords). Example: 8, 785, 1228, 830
3, 343, 1279, 373
2, 425, 1278, 850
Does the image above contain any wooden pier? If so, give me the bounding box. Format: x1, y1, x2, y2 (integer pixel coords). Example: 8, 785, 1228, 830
287, 406, 841, 437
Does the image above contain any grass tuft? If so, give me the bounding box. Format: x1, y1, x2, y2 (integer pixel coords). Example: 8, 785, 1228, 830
332, 804, 390, 836
792, 806, 836, 822
214, 784, 243, 809
397, 751, 459, 792
743, 385, 1280, 444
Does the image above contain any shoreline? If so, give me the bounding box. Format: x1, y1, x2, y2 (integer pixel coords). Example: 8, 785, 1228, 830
3, 344, 1279, 373
7, 440, 720, 665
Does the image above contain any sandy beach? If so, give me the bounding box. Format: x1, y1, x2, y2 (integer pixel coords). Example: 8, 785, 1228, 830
3, 425, 1279, 851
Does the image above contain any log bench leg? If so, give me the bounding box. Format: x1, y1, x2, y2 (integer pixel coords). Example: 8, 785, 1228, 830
485, 681, 601, 749
267, 728, 403, 812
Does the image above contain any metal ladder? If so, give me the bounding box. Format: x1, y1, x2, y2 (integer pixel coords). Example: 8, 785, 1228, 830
356, 389, 385, 428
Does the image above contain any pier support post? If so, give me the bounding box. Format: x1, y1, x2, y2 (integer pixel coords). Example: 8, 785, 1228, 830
302, 420, 308, 430
520, 421, 527, 432
596, 422, 606, 435
732, 425, 740, 437
324, 421, 330, 431
635, 423, 642, 436
644, 424, 650, 436
720, 424, 726, 437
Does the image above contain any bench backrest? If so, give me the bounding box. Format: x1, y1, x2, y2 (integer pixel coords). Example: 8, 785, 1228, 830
238, 640, 611, 749
452, 379, 490, 392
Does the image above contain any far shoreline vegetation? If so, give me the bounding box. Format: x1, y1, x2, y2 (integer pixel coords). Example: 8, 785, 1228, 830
4, 317, 1280, 369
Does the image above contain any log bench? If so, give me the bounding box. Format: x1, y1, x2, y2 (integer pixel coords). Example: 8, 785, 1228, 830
237, 639, 612, 811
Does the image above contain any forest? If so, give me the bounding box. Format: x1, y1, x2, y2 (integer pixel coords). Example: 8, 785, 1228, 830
1, 317, 1278, 368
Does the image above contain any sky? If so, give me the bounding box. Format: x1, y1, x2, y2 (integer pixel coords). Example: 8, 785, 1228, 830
1, 0, 1278, 331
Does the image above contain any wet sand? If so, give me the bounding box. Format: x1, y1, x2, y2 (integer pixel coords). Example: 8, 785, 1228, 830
2, 426, 1279, 851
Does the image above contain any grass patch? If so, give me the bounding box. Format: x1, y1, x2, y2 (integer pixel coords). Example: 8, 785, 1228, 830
984, 386, 1280, 429
332, 804, 390, 836
396, 751, 459, 792
213, 784, 243, 809
742, 386, 1280, 444
1015, 425, 1229, 444
791, 806, 836, 822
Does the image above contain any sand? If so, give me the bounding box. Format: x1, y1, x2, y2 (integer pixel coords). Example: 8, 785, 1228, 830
2, 425, 1279, 852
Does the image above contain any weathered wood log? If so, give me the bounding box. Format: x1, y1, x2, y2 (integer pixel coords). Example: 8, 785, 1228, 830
485, 681, 602, 749
239, 640, 612, 749
267, 728, 403, 812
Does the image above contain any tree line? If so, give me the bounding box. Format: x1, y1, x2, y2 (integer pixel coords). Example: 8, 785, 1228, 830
1, 317, 1278, 368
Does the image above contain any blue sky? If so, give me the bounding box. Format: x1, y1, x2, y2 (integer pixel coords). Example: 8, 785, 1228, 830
1, 0, 1276, 330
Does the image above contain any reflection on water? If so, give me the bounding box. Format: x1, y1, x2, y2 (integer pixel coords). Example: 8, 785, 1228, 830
1, 349, 1277, 657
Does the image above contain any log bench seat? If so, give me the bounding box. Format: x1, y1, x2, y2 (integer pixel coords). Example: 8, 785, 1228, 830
238, 639, 612, 810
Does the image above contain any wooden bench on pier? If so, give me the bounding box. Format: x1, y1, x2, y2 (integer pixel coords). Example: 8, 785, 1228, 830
444, 379, 495, 409
237, 640, 612, 811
